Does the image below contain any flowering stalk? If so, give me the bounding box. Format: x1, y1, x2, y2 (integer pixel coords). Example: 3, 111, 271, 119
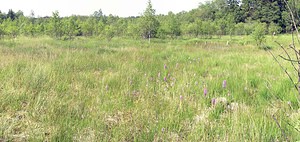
222, 80, 227, 88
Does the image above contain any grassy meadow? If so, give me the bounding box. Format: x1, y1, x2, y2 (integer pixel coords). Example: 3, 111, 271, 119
0, 35, 300, 141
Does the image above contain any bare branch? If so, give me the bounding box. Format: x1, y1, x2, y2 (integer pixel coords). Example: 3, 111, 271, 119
278, 55, 299, 63
288, 44, 300, 55
272, 114, 289, 141
268, 50, 298, 91
275, 41, 298, 72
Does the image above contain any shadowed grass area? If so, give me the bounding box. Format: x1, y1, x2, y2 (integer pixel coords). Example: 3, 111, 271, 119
0, 35, 299, 141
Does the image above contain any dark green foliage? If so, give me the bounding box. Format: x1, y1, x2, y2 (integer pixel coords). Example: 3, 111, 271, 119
93, 9, 103, 18
7, 9, 16, 20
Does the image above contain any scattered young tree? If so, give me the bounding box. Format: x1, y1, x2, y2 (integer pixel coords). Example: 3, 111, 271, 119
15, 10, 24, 19
140, 0, 159, 40
127, 20, 141, 39
0, 11, 6, 20
95, 20, 105, 37
63, 16, 79, 40
235, 23, 246, 35
182, 19, 202, 37
93, 9, 103, 19
80, 17, 96, 36
0, 0, 294, 40
160, 11, 181, 38
7, 9, 16, 20
252, 22, 267, 46
114, 18, 128, 37
3, 18, 18, 37
50, 11, 63, 39
104, 25, 115, 41
201, 20, 216, 39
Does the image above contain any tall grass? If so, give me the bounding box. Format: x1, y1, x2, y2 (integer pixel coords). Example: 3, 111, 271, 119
0, 35, 299, 141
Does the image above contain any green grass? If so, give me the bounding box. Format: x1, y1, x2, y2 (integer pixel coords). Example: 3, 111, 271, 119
0, 35, 300, 141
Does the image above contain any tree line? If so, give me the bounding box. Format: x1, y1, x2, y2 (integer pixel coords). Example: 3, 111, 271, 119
0, 0, 299, 40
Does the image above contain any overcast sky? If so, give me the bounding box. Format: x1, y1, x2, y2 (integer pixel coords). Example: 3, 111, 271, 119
0, 0, 208, 17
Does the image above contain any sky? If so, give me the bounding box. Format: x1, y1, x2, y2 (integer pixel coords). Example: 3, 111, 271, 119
0, 0, 208, 17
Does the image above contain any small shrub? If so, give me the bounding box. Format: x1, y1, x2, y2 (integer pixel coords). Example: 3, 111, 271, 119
268, 22, 282, 35
252, 22, 267, 46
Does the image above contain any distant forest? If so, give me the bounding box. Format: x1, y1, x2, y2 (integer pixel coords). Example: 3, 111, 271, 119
0, 0, 299, 40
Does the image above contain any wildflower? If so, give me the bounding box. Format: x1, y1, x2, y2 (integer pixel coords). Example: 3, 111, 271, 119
164, 64, 167, 70
211, 98, 216, 106
180, 95, 183, 100
204, 88, 207, 96
222, 80, 227, 88
164, 76, 167, 82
